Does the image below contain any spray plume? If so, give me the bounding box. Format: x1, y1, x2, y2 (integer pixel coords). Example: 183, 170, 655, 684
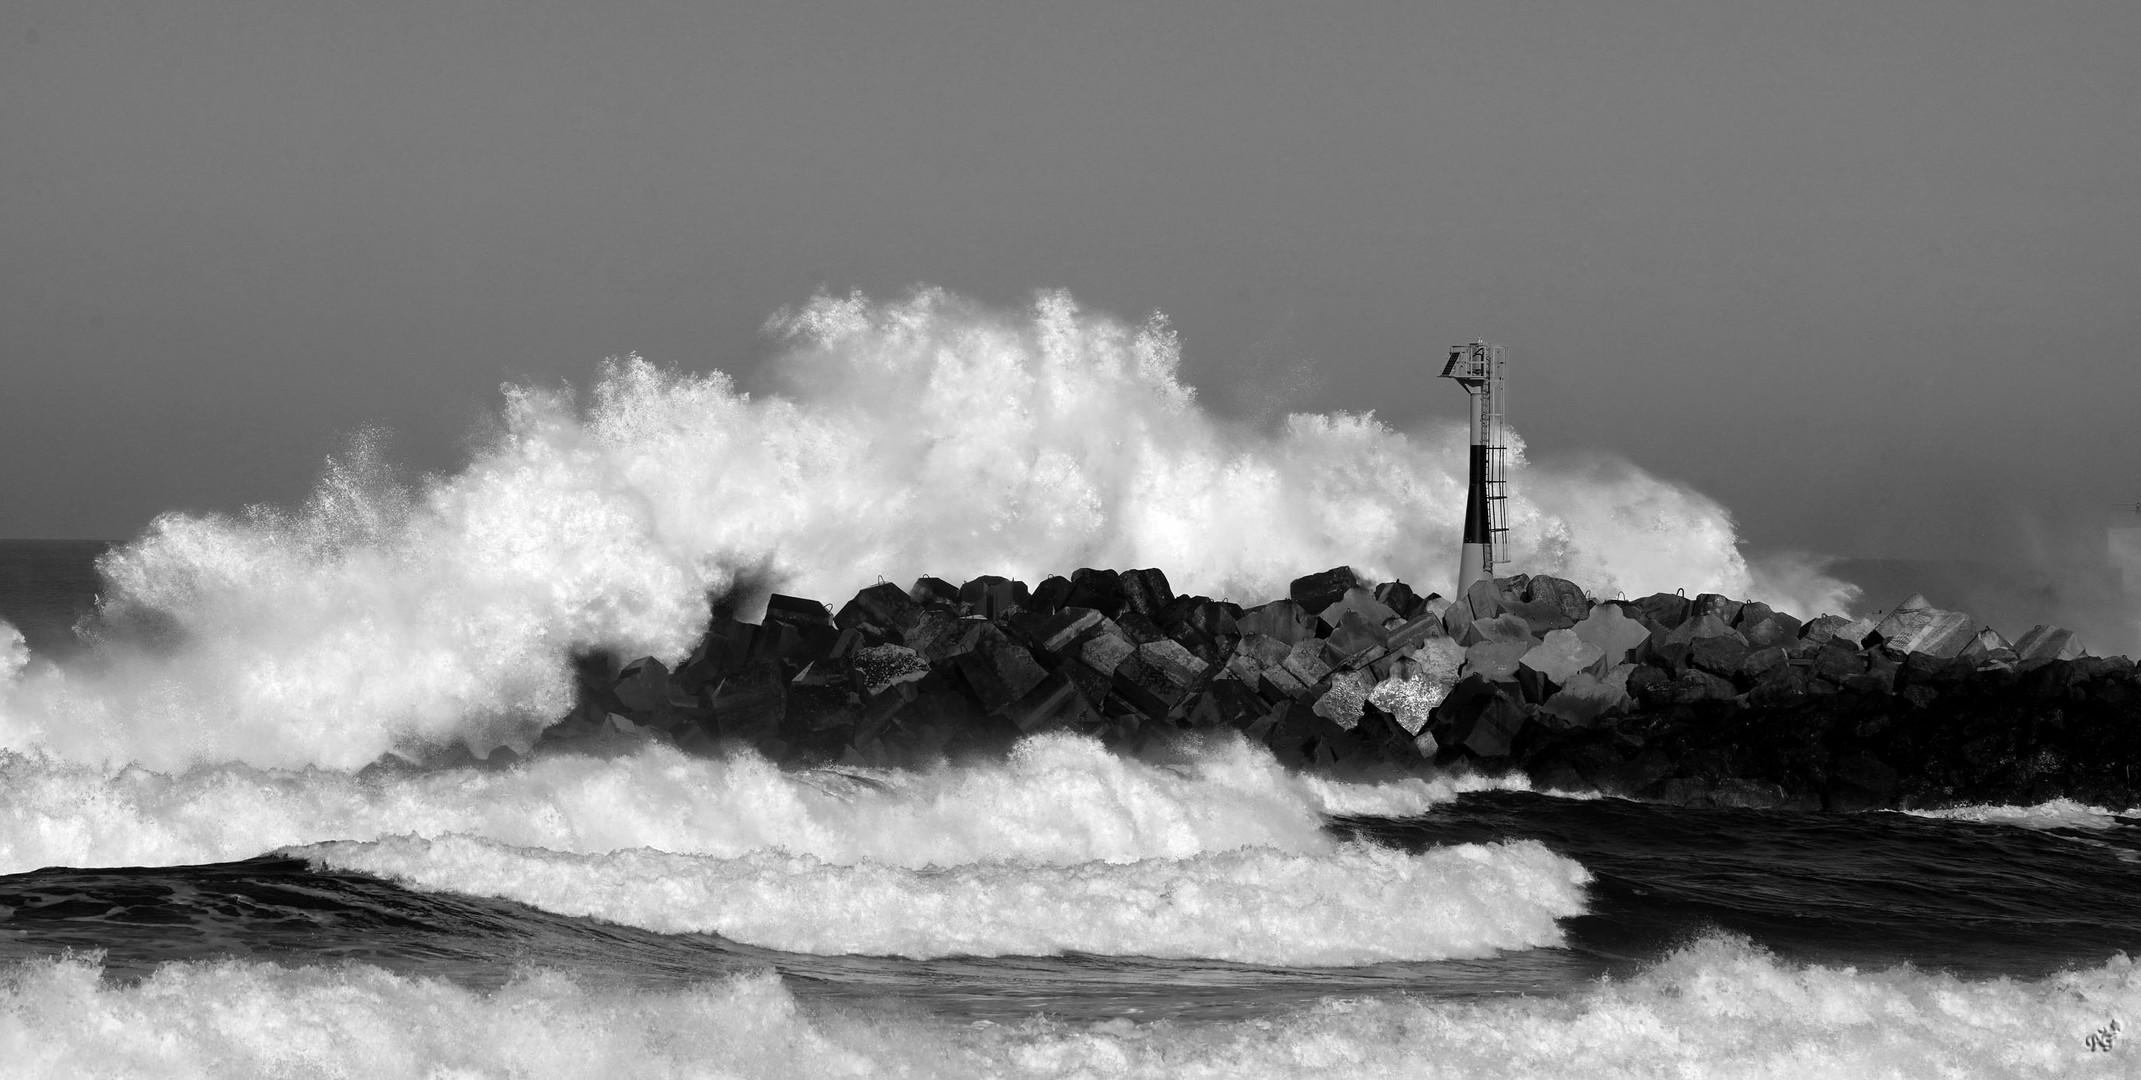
0, 288, 1854, 769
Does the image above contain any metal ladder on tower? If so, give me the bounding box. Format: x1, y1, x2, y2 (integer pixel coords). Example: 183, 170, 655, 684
1481, 351, 1509, 572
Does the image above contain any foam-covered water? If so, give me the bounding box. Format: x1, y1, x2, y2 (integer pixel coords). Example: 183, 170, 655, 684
293, 833, 1584, 963
0, 733, 1501, 874
3, 938, 2134, 1079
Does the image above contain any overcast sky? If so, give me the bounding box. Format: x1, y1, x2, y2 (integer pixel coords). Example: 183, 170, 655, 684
5, 1, 2138, 580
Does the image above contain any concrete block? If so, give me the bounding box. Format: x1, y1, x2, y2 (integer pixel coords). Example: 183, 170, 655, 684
1312, 669, 1376, 730
1318, 586, 1398, 628
1520, 628, 1604, 684
1238, 599, 1319, 645
1572, 604, 1651, 664
1119, 568, 1175, 618
1290, 566, 1363, 615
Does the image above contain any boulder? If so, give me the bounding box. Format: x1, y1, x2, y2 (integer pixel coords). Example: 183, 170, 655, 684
1290, 566, 1363, 615
1520, 628, 1605, 684
1572, 604, 1651, 664
1872, 596, 1977, 658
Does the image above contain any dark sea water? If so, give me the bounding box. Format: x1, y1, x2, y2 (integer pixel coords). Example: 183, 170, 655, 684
2, 541, 2137, 1077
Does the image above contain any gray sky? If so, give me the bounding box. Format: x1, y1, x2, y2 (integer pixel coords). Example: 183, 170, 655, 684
5, 2, 2138, 585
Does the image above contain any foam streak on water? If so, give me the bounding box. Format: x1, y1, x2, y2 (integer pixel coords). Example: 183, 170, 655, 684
2, 936, 2134, 1079
0, 288, 1855, 770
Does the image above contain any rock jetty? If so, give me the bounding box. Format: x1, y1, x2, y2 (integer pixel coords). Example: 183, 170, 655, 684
542, 568, 2141, 812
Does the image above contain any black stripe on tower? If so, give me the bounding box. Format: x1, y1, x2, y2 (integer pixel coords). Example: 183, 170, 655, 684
1462, 443, 1490, 545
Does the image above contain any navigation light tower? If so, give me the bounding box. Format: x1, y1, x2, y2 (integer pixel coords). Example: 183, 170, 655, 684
1440, 341, 1509, 593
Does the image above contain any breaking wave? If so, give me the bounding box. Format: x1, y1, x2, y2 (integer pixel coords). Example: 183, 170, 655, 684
0, 733, 1509, 876
294, 833, 1583, 963
4, 935, 2132, 1079
0, 288, 1854, 770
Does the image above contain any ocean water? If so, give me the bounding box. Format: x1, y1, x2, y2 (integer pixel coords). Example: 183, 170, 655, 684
3, 293, 2137, 1077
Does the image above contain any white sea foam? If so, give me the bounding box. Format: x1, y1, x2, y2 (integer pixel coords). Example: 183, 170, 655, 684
0, 288, 1855, 770
293, 833, 1585, 963
0, 733, 1473, 875
1900, 798, 2127, 832
5, 936, 2135, 1079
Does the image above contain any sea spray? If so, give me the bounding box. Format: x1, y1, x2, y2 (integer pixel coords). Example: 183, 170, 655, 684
1, 288, 1854, 769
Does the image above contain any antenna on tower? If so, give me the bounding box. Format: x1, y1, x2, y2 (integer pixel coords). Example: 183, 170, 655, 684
1440, 340, 1509, 592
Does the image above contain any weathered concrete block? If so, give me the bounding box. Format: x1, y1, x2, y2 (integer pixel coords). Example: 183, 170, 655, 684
1237, 599, 1319, 645
1572, 604, 1651, 664
910, 577, 962, 608
1373, 580, 1425, 621
1324, 610, 1391, 667
1471, 612, 1534, 645
957, 576, 1030, 619
1539, 665, 1632, 726
1520, 628, 1604, 684
1319, 586, 1398, 628
1079, 628, 1137, 676
1872, 596, 1977, 658
1464, 638, 1534, 682
1120, 568, 1175, 618
1687, 634, 1751, 680
1065, 568, 1126, 617
1661, 613, 1744, 648
1740, 614, 1802, 649
1523, 575, 1591, 625
850, 644, 932, 696
1690, 593, 1743, 627
1313, 669, 1376, 730
1632, 592, 1692, 630
2013, 624, 2087, 662
1290, 566, 1363, 615
1281, 638, 1334, 687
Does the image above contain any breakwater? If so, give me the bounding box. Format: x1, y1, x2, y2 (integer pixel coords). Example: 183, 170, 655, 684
542, 567, 2141, 812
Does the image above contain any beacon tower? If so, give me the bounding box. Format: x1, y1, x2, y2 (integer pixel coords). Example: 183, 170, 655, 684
1439, 341, 1509, 593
